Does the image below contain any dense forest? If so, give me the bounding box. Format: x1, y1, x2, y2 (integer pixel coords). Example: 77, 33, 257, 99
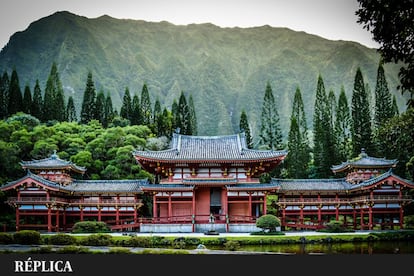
0, 60, 412, 187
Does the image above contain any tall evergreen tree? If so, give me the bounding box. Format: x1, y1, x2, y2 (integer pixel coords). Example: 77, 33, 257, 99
31, 79, 43, 120
351, 67, 373, 156
43, 62, 65, 121
239, 109, 253, 149
335, 86, 352, 162
94, 90, 105, 124
312, 74, 334, 178
131, 93, 141, 125
374, 61, 393, 129
327, 89, 339, 165
7, 68, 23, 116
286, 87, 310, 178
80, 71, 96, 124
66, 96, 77, 122
152, 97, 162, 136
188, 94, 198, 135
140, 84, 152, 126
0, 71, 9, 119
22, 84, 32, 114
120, 87, 132, 123
159, 107, 173, 138
171, 99, 178, 133
103, 93, 114, 128
259, 82, 282, 150
177, 91, 192, 135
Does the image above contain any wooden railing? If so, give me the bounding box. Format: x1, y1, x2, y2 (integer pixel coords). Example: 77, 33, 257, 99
277, 195, 412, 205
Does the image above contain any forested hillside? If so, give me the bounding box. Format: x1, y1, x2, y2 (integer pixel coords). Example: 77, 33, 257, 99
0, 11, 406, 140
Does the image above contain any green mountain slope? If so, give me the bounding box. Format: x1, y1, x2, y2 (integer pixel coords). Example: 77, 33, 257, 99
0, 11, 405, 140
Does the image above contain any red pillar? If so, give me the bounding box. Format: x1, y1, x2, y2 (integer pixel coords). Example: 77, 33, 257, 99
263, 193, 267, 215
248, 192, 252, 221
360, 208, 364, 230
368, 205, 373, 230
98, 207, 101, 221
400, 207, 404, 229
335, 205, 339, 221
134, 206, 138, 223
318, 205, 322, 227
15, 207, 20, 231
47, 207, 52, 232
153, 193, 157, 221
116, 207, 120, 224
192, 191, 196, 232
80, 206, 84, 221
168, 193, 172, 222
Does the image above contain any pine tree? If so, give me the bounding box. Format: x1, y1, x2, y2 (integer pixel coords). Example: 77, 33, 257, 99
22, 84, 32, 114
153, 97, 162, 136
0, 71, 9, 119
80, 71, 96, 124
120, 87, 132, 123
171, 99, 178, 133
188, 94, 198, 135
374, 61, 393, 129
327, 89, 339, 165
7, 68, 23, 116
103, 93, 114, 128
239, 109, 253, 149
259, 82, 282, 150
66, 96, 77, 122
286, 87, 310, 178
131, 93, 140, 125
177, 91, 192, 135
31, 79, 43, 120
335, 86, 352, 162
140, 84, 152, 126
94, 90, 105, 124
42, 63, 65, 122
312, 74, 334, 178
351, 67, 373, 156
159, 107, 173, 138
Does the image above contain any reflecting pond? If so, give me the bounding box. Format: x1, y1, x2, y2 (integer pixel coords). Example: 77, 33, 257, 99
223, 241, 414, 254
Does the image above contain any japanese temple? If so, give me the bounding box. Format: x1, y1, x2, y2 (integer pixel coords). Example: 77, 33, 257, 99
1, 133, 414, 233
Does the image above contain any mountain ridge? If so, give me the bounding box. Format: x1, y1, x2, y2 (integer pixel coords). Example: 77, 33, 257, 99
0, 10, 405, 139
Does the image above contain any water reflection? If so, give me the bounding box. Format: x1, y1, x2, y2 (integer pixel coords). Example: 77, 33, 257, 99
235, 241, 414, 254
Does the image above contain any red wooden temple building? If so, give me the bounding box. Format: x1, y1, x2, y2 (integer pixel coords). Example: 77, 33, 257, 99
132, 132, 287, 232
0, 151, 146, 232
1, 133, 414, 233
273, 149, 414, 230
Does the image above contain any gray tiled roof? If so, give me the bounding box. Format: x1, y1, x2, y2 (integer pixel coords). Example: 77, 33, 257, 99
226, 183, 280, 191
271, 178, 351, 191
20, 152, 86, 173
331, 149, 397, 172
133, 132, 287, 162
0, 171, 70, 192
67, 179, 148, 193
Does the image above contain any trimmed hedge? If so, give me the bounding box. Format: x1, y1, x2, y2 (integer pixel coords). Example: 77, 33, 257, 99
13, 230, 41, 245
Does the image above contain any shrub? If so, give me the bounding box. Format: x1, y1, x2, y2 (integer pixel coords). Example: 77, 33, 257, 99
71, 221, 110, 233
256, 214, 281, 232
224, 240, 240, 251
13, 230, 41, 245
48, 233, 77, 245
0, 233, 13, 244
80, 234, 113, 246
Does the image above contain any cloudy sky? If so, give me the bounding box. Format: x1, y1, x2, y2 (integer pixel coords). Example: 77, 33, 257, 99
0, 0, 380, 50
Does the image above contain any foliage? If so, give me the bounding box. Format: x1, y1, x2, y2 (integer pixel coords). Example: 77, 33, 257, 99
356, 0, 414, 108
48, 233, 77, 245
0, 232, 13, 244
351, 67, 373, 156
71, 221, 111, 233
256, 214, 281, 232
13, 230, 41, 245
79, 233, 113, 246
